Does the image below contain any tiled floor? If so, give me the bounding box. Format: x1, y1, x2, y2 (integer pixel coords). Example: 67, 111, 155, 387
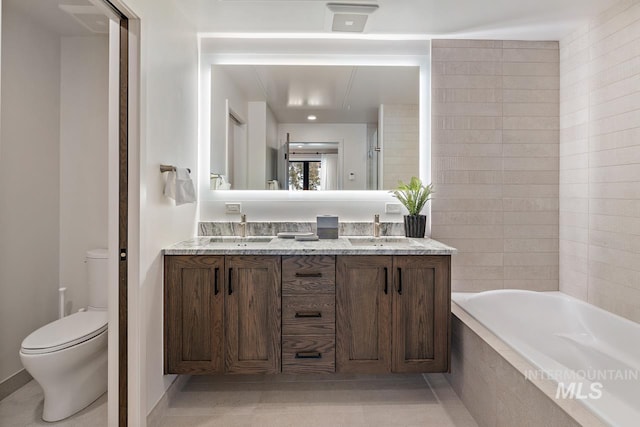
0, 374, 478, 427
156, 373, 478, 427
0, 380, 107, 426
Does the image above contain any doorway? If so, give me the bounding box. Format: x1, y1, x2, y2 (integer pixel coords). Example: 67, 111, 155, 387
227, 111, 247, 190
0, 0, 134, 425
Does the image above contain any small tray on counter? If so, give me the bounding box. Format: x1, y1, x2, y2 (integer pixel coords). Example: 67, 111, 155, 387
277, 232, 316, 239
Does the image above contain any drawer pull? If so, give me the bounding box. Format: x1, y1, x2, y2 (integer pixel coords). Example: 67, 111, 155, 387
295, 272, 322, 278
295, 351, 322, 359
295, 311, 322, 318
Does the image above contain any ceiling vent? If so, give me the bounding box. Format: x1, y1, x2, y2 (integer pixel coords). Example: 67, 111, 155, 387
327, 3, 379, 32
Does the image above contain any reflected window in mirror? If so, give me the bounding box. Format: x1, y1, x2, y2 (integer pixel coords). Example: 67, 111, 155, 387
286, 141, 339, 191
289, 161, 320, 191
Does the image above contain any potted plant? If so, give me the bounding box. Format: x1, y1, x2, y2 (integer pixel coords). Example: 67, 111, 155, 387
390, 177, 433, 238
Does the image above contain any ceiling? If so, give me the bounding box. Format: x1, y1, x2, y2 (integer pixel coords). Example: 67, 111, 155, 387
5, 0, 621, 41
5, 0, 109, 36
215, 64, 419, 123
6, 0, 620, 41
180, 0, 619, 40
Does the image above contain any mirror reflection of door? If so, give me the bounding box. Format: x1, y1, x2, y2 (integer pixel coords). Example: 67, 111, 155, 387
228, 112, 246, 190
367, 126, 380, 190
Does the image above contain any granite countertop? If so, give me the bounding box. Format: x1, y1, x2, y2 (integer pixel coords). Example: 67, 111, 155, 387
164, 236, 457, 256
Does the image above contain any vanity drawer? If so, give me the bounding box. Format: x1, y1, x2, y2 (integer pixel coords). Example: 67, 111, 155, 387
283, 296, 335, 335
282, 256, 335, 295
282, 336, 335, 374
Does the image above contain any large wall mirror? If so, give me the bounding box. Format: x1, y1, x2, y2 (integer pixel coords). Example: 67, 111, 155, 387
209, 64, 419, 191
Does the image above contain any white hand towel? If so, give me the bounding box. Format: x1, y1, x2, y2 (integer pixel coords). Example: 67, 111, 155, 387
163, 168, 196, 205
175, 168, 196, 205
163, 171, 177, 199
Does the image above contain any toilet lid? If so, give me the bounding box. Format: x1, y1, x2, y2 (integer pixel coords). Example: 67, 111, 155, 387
21, 311, 108, 354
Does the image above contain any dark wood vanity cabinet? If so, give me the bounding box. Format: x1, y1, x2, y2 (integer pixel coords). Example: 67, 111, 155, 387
336, 255, 450, 374
164, 256, 225, 374
165, 253, 450, 376
392, 256, 450, 373
164, 255, 280, 375
224, 256, 281, 374
281, 256, 336, 374
336, 256, 392, 373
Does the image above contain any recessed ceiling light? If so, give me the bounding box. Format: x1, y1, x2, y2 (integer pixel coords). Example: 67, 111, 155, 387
307, 115, 317, 121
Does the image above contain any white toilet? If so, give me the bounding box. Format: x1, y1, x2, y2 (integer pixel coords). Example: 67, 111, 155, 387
20, 249, 109, 422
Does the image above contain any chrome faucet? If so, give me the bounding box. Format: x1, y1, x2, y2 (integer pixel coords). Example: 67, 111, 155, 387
239, 214, 247, 238
373, 214, 380, 237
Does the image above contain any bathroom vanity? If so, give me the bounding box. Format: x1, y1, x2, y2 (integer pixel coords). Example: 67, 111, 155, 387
163, 236, 455, 376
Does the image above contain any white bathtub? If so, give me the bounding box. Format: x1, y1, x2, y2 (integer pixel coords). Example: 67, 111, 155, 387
452, 290, 640, 427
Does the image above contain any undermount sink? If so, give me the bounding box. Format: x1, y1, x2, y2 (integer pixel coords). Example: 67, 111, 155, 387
347, 237, 417, 247
207, 236, 274, 246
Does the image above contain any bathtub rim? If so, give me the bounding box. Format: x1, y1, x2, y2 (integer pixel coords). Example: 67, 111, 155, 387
451, 292, 606, 427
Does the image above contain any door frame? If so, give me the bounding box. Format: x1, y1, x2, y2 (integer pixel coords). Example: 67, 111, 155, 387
100, 0, 139, 425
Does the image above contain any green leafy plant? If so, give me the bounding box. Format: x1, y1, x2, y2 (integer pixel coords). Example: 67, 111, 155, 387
390, 177, 433, 216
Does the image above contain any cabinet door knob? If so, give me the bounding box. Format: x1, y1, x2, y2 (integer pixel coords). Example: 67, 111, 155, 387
228, 268, 233, 295
295, 351, 322, 359
397, 267, 402, 295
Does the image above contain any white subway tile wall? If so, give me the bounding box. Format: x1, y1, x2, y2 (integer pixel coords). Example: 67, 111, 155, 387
432, 39, 560, 292
560, 0, 640, 323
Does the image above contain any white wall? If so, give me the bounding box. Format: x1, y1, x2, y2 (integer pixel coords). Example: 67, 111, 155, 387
0, 4, 61, 383
121, 0, 199, 421
59, 36, 109, 312
560, 0, 640, 323
278, 123, 368, 190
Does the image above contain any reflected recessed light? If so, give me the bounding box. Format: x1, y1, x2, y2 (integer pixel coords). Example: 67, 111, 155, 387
307, 115, 317, 121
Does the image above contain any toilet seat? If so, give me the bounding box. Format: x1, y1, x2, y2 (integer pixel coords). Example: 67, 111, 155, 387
21, 311, 108, 355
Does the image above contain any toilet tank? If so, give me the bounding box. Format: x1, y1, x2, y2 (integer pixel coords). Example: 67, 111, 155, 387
87, 249, 109, 310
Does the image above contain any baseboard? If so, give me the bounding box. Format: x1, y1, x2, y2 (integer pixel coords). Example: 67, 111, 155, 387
146, 375, 190, 427
0, 369, 32, 401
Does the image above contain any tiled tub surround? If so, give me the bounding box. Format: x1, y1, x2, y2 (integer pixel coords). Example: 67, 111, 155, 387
452, 290, 640, 427
198, 221, 405, 237
432, 39, 560, 293
560, 0, 640, 323
448, 300, 605, 427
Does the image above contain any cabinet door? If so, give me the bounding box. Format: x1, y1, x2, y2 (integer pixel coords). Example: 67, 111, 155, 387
225, 256, 281, 374
165, 256, 224, 374
392, 256, 450, 373
336, 256, 392, 373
